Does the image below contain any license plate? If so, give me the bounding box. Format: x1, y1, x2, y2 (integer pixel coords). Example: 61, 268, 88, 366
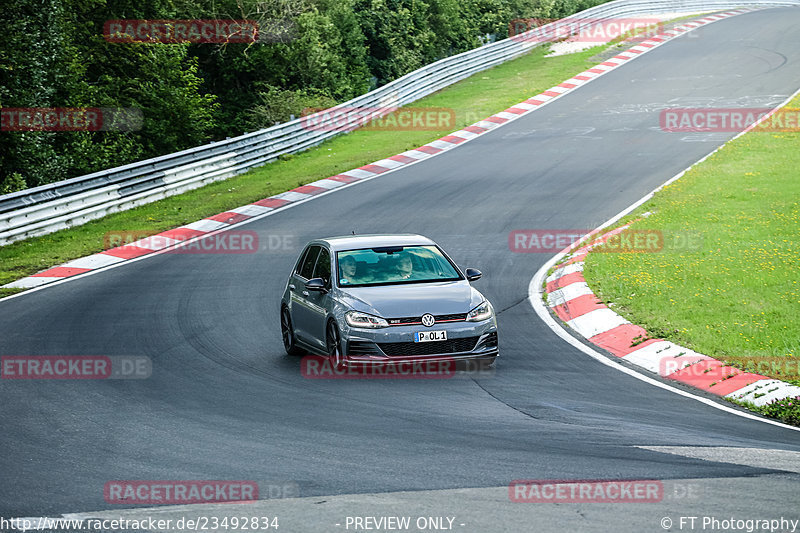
415, 330, 447, 342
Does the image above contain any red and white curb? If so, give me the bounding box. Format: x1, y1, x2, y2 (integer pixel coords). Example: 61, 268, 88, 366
543, 226, 800, 408
533, 68, 800, 426
3, 8, 760, 291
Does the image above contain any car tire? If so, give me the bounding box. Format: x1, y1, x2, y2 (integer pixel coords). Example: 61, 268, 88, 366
327, 320, 345, 370
281, 306, 304, 356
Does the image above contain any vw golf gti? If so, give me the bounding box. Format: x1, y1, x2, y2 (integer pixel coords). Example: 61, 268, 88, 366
280, 234, 499, 368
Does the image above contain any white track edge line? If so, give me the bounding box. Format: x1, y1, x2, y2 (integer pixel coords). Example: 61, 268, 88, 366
528, 83, 800, 432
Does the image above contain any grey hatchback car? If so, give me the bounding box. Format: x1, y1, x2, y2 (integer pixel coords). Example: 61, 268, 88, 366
280, 234, 498, 368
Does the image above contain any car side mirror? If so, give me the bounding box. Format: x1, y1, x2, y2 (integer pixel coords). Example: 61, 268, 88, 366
305, 278, 328, 293
465, 268, 482, 282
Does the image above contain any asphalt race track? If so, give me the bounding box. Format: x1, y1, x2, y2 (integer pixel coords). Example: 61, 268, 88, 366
1, 7, 799, 528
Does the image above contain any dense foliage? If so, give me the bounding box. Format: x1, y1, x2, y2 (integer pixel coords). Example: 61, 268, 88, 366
755, 396, 800, 426
0, 0, 609, 192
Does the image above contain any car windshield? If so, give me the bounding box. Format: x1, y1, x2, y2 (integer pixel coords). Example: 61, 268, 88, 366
336, 245, 462, 287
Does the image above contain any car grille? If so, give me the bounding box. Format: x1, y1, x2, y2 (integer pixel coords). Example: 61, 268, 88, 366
386, 313, 468, 326
377, 336, 480, 357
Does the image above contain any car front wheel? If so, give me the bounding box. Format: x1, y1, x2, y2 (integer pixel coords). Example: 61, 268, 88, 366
327, 320, 345, 370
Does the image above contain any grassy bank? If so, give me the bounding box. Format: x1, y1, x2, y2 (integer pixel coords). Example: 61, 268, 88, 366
583, 95, 800, 395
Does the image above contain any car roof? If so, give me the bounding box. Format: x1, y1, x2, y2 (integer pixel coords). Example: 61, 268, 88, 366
312, 234, 436, 252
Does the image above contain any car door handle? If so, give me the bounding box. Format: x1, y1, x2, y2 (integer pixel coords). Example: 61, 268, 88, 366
289, 284, 296, 290
302, 290, 309, 297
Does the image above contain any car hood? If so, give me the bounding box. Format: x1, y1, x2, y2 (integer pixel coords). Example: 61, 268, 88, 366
338, 280, 484, 318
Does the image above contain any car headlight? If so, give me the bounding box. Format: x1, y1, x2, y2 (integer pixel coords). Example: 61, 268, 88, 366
345, 311, 388, 328
467, 301, 493, 322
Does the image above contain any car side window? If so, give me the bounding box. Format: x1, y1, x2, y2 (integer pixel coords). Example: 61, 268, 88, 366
298, 246, 320, 279
295, 248, 309, 275
312, 248, 331, 285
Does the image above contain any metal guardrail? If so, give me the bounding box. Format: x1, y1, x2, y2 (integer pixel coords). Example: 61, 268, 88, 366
1, 0, 796, 245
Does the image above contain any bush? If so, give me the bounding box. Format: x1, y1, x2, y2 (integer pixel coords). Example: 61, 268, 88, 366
245, 87, 337, 129
1, 0, 613, 191
757, 396, 800, 426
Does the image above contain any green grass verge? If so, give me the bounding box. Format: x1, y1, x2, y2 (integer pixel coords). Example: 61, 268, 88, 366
0, 39, 626, 295
584, 94, 800, 393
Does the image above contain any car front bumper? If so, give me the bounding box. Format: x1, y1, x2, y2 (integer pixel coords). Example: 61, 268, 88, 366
340, 319, 498, 366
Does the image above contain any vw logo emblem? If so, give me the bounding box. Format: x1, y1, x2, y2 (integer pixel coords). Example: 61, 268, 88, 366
421, 314, 435, 327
